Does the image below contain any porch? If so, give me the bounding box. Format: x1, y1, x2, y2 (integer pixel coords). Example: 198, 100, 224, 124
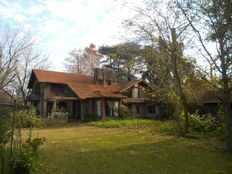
37, 96, 121, 120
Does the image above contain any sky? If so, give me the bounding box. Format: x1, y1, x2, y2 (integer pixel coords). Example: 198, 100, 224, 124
0, 0, 141, 71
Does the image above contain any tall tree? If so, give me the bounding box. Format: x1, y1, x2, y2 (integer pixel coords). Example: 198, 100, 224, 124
64, 43, 100, 75
98, 42, 144, 82
0, 28, 33, 91
125, 0, 192, 135
0, 27, 49, 107
177, 0, 232, 153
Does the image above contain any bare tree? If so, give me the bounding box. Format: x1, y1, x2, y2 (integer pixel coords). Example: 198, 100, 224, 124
64, 43, 100, 75
16, 48, 49, 107
64, 48, 85, 74
83, 43, 100, 75
0, 27, 49, 107
0, 28, 33, 91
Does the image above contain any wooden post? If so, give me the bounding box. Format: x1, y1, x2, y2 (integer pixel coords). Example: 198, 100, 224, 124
52, 98, 57, 113
100, 98, 106, 119
42, 100, 47, 117
80, 101, 85, 121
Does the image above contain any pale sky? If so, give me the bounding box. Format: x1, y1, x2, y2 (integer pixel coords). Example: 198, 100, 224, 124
0, 0, 142, 70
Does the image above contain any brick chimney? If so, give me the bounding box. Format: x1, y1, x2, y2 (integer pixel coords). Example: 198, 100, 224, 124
93, 68, 115, 85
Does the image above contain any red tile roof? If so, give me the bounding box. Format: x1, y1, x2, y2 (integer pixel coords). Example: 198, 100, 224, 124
29, 69, 125, 99
32, 69, 93, 84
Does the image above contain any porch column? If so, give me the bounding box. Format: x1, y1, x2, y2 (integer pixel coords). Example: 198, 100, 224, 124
42, 100, 47, 117
80, 101, 85, 120
52, 98, 57, 113
100, 98, 106, 119
67, 101, 73, 118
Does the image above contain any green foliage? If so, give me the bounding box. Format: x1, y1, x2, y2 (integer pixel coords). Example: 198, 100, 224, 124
190, 111, 224, 136
0, 116, 11, 174
0, 116, 11, 146
0, 106, 12, 117
11, 136, 45, 174
118, 105, 131, 119
15, 107, 42, 128
0, 114, 45, 174
98, 42, 142, 82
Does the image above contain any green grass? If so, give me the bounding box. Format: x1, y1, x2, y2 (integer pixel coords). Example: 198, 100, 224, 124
88, 118, 160, 128
28, 119, 232, 174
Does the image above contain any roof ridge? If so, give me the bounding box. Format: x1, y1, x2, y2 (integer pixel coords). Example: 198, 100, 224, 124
32, 69, 93, 78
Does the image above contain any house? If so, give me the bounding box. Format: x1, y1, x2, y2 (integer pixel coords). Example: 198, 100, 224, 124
0, 90, 14, 115
200, 90, 232, 116
27, 68, 159, 120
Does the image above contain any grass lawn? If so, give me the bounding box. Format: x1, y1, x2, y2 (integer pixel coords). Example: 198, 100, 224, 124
29, 119, 232, 174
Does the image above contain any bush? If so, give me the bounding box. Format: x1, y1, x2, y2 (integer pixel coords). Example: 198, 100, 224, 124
118, 105, 131, 119
15, 107, 42, 128
11, 136, 45, 174
190, 111, 224, 136
0, 116, 11, 146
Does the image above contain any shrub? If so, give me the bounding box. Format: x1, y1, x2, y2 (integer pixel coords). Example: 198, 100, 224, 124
0, 116, 11, 146
11, 136, 45, 174
15, 107, 42, 128
190, 111, 224, 136
118, 105, 131, 119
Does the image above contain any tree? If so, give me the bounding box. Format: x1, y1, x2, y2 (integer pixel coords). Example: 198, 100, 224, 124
64, 43, 100, 75
177, 0, 232, 153
0, 28, 33, 91
98, 42, 144, 82
83, 43, 100, 75
125, 0, 193, 135
16, 48, 48, 107
0, 26, 49, 108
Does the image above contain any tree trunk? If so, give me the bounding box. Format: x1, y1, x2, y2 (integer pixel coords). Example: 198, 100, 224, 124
177, 100, 184, 136
222, 73, 232, 153
171, 28, 189, 134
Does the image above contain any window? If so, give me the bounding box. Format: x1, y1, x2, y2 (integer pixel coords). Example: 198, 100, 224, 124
148, 105, 156, 114
51, 84, 65, 95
